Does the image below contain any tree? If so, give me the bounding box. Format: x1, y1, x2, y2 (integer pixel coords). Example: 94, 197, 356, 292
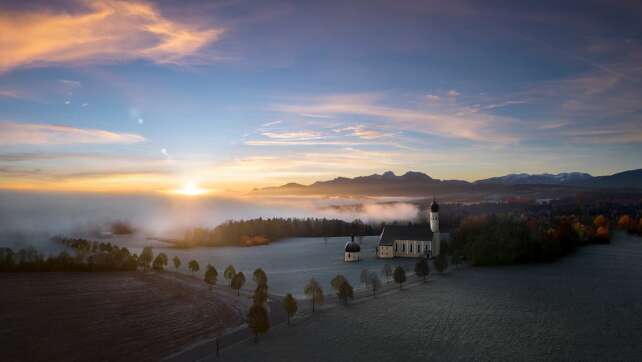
618, 215, 631, 230
415, 258, 430, 282
204, 264, 218, 289
231, 272, 246, 296
368, 272, 382, 297
393, 266, 406, 290
331, 274, 348, 291
224, 265, 236, 287
282, 293, 298, 326
304, 278, 324, 312
247, 304, 270, 343
382, 263, 392, 283
593, 215, 607, 228
152, 253, 168, 271
360, 268, 369, 287
188, 259, 200, 274
139, 246, 153, 270
253, 284, 269, 305
434, 253, 448, 273
253, 268, 268, 287
337, 280, 354, 305
172, 256, 181, 270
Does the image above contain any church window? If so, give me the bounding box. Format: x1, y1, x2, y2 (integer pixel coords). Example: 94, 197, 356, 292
402, 244, 405, 252
410, 244, 413, 252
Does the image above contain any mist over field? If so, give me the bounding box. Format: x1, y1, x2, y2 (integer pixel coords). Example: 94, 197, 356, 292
0, 191, 418, 250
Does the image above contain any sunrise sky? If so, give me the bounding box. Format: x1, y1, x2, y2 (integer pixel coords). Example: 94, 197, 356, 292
1, 0, 641, 193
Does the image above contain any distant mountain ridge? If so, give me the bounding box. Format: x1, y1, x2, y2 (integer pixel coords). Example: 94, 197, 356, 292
252, 169, 642, 197
475, 172, 593, 185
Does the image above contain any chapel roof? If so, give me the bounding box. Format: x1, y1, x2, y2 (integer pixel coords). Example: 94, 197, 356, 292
378, 225, 433, 246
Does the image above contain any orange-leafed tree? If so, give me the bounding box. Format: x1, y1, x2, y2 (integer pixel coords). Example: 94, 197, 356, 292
617, 215, 631, 230
596, 226, 610, 243
593, 215, 607, 228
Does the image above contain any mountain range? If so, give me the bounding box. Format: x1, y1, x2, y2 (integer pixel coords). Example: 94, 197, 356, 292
253, 169, 642, 199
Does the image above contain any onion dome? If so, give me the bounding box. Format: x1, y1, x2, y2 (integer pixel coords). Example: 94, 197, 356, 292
345, 236, 360, 252
430, 198, 439, 212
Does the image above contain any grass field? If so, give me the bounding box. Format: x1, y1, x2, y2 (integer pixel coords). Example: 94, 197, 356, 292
216, 233, 642, 361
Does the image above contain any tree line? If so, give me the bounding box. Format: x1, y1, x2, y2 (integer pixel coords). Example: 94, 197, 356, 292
448, 213, 638, 266
177, 217, 379, 247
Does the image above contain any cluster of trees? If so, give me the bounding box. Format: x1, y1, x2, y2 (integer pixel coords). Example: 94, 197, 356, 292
178, 217, 378, 247
0, 244, 138, 272
448, 213, 625, 266
617, 214, 642, 235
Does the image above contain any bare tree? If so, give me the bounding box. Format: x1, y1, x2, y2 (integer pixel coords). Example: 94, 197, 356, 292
368, 272, 382, 296
304, 278, 324, 312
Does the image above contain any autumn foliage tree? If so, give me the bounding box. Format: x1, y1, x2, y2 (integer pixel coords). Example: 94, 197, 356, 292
282, 293, 298, 326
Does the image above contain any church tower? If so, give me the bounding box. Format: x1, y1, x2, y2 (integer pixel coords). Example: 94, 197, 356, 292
429, 197, 440, 257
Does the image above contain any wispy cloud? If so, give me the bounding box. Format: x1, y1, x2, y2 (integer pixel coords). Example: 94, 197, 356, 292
274, 93, 520, 144
0, 0, 225, 72
0, 122, 146, 145
261, 131, 323, 140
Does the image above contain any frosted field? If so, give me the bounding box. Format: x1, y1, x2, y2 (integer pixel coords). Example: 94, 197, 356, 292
153, 236, 418, 296
217, 233, 642, 361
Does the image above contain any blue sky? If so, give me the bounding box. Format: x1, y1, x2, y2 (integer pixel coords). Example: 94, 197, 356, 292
0, 0, 641, 193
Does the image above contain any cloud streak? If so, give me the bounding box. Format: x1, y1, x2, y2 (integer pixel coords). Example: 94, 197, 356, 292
0, 122, 146, 145
0, 0, 225, 72
274, 94, 521, 144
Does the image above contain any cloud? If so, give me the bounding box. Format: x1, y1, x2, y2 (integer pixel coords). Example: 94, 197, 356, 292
274, 93, 520, 144
334, 125, 389, 139
0, 0, 225, 72
261, 120, 282, 127
0, 122, 145, 145
161, 148, 169, 157
0, 90, 22, 99
261, 131, 323, 140
425, 94, 441, 102
447, 90, 461, 97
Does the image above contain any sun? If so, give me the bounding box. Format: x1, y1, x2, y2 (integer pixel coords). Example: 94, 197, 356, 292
175, 181, 208, 196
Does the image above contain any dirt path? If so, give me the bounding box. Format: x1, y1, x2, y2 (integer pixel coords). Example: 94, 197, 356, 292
0, 272, 244, 362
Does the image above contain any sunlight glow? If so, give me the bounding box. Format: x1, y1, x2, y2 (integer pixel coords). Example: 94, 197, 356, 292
174, 181, 209, 196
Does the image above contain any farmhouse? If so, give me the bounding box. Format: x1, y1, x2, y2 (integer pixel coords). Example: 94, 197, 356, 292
377, 199, 447, 259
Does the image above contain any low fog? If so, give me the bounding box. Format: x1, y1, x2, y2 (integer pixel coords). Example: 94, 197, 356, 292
0, 191, 420, 250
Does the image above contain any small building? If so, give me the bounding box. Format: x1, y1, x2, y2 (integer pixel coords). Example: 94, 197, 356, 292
377, 198, 447, 259
344, 235, 361, 262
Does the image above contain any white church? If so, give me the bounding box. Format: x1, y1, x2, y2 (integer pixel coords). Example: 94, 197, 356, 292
376, 198, 446, 259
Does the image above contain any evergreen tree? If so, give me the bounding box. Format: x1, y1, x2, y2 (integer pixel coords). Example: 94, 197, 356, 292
393, 266, 406, 290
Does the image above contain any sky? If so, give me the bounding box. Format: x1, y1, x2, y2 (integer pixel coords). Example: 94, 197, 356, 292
1, 0, 641, 194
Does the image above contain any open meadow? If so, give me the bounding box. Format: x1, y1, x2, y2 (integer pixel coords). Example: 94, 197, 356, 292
216, 233, 642, 361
